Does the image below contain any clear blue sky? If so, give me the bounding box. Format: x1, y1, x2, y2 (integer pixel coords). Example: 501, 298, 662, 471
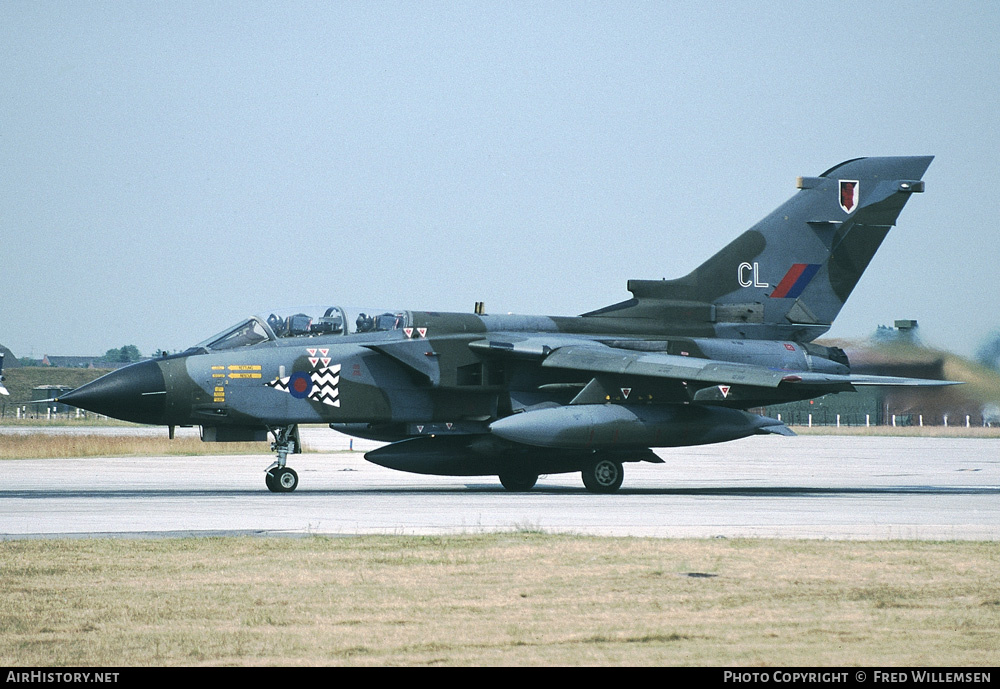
3, 1, 998, 358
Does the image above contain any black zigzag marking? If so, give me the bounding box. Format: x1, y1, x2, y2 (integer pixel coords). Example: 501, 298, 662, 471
309, 366, 341, 407
266, 378, 290, 392
310, 390, 340, 406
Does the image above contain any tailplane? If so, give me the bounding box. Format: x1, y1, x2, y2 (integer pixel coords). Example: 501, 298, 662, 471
585, 156, 933, 341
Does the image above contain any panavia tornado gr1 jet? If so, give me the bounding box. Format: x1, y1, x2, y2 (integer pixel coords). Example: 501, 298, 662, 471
59, 156, 949, 493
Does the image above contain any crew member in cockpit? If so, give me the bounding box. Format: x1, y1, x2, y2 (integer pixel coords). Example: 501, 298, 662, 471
356, 313, 375, 333
267, 313, 287, 337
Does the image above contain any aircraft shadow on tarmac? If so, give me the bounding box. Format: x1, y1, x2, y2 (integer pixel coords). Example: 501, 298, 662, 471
464, 485, 1000, 497
4, 485, 998, 499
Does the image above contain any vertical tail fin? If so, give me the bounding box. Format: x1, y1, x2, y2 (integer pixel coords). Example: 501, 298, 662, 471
587, 156, 933, 341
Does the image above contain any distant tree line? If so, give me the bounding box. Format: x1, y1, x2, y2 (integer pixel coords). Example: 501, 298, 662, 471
103, 345, 142, 363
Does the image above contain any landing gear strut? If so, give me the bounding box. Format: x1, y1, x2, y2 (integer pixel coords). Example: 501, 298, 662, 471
265, 425, 301, 493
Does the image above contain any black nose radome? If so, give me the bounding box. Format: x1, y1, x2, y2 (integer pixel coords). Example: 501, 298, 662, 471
58, 360, 167, 424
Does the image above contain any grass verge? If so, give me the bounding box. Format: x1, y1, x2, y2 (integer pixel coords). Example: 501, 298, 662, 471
789, 425, 1000, 438
1, 535, 997, 666
0, 417, 141, 427
0, 434, 270, 459
3, 423, 998, 460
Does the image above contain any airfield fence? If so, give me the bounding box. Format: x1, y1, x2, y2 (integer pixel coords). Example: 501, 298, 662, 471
3, 403, 995, 428
757, 407, 995, 428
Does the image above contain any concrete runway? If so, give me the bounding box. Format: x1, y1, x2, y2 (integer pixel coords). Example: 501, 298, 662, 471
1, 429, 997, 539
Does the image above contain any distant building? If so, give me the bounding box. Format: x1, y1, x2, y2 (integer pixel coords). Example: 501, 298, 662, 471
762, 340, 985, 426
30, 385, 76, 414
41, 355, 101, 368
40, 355, 144, 370
870, 319, 921, 345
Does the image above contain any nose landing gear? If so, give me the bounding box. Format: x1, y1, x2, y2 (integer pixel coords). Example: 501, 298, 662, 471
265, 425, 301, 493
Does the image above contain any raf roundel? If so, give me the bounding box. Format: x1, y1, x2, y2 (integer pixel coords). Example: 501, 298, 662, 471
287, 371, 313, 399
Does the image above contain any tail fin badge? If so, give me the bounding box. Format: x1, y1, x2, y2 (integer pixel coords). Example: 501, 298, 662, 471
839, 180, 859, 213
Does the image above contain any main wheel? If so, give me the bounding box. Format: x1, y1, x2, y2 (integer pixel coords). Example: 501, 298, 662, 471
498, 469, 538, 492
582, 459, 623, 494
266, 467, 299, 493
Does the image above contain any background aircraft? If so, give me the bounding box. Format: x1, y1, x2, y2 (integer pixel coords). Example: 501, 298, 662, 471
0, 353, 8, 396
58, 156, 950, 493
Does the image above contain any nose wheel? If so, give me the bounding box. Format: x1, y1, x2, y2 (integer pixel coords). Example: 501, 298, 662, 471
265, 466, 299, 493
265, 424, 301, 493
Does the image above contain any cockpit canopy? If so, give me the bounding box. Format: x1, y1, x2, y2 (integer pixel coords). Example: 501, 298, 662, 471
196, 306, 410, 352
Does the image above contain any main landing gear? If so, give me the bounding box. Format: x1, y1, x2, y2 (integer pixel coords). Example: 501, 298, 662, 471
581, 458, 624, 494
497, 457, 626, 493
498, 468, 538, 492
265, 425, 301, 493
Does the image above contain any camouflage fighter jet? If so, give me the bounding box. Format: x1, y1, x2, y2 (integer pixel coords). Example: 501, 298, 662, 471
58, 156, 950, 493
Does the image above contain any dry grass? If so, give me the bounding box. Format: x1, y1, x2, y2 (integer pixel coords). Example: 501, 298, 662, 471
0, 434, 270, 459
1, 536, 997, 666
4, 422, 998, 461
790, 425, 1000, 438
0, 417, 140, 427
